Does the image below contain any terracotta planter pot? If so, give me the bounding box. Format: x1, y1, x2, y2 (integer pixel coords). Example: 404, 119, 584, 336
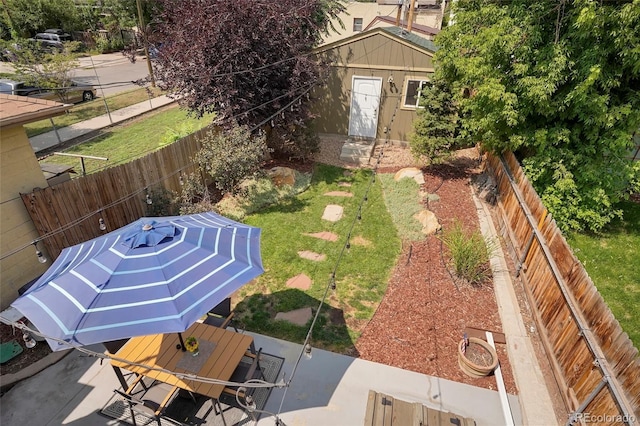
458, 337, 498, 378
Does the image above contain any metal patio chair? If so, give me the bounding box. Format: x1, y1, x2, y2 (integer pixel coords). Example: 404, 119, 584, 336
204, 297, 238, 331
114, 377, 182, 426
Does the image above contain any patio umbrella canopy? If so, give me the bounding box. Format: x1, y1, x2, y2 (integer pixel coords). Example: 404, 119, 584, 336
12, 212, 263, 351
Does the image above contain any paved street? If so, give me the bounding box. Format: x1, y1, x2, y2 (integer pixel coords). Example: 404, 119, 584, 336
0, 52, 152, 97
73, 52, 151, 97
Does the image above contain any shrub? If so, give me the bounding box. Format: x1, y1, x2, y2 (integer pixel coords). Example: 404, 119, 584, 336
161, 122, 196, 146
440, 220, 496, 286
145, 187, 176, 217
267, 121, 319, 162
195, 124, 268, 195
176, 172, 219, 215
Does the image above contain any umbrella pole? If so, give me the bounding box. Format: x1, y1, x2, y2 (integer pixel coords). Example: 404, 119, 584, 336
178, 333, 186, 351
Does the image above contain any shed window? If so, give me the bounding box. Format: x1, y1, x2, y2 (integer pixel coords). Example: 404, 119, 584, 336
403, 79, 429, 108
353, 18, 363, 32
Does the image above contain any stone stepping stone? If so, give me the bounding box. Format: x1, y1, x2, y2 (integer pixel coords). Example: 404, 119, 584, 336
286, 273, 312, 290
322, 204, 343, 222
304, 231, 339, 242
324, 191, 353, 197
394, 167, 425, 185
414, 209, 441, 235
298, 250, 326, 261
275, 307, 313, 326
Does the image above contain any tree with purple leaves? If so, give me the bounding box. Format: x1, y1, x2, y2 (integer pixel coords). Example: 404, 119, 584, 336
149, 0, 345, 160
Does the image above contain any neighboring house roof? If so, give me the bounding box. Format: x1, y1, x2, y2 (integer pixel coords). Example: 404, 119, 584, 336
0, 94, 71, 128
316, 26, 438, 55
321, 0, 443, 45
364, 15, 441, 37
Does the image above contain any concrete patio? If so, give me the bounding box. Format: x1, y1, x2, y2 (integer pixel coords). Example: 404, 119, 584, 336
0, 331, 521, 425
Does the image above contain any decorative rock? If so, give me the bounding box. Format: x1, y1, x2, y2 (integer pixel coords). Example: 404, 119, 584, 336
275, 307, 313, 326
304, 231, 339, 242
338, 182, 352, 187
394, 167, 425, 185
324, 191, 353, 197
267, 167, 296, 187
322, 204, 343, 222
414, 209, 441, 235
298, 250, 326, 261
286, 273, 312, 290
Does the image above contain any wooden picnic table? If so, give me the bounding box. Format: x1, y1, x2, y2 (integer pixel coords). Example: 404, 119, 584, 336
111, 322, 253, 400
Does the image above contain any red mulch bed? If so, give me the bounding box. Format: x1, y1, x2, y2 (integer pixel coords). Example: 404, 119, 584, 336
0, 319, 52, 376
356, 153, 518, 395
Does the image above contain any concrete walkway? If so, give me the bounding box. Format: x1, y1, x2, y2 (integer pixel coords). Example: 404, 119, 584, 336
30, 94, 175, 153
474, 191, 558, 425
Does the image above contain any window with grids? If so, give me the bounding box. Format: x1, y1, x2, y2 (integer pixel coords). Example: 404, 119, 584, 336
353, 18, 363, 32
403, 79, 429, 108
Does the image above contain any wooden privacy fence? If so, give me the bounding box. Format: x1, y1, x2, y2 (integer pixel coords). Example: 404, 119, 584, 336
21, 127, 213, 259
485, 151, 639, 425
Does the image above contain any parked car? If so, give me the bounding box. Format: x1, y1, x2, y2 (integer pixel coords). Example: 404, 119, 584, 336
31, 31, 71, 52
0, 79, 97, 103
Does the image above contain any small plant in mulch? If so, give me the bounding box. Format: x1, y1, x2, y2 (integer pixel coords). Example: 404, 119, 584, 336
440, 219, 497, 287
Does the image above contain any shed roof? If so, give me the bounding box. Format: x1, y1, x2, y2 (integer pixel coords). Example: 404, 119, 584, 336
0, 94, 71, 129
380, 26, 439, 52
316, 26, 438, 55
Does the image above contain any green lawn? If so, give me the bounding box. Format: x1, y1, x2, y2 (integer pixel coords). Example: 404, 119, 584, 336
25, 87, 165, 137
234, 165, 403, 353
39, 106, 213, 174
567, 200, 640, 349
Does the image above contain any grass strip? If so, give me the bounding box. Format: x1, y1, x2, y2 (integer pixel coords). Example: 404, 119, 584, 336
567, 200, 640, 349
38, 106, 213, 174
25, 87, 165, 137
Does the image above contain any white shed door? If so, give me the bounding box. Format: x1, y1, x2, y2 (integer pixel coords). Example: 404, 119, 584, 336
348, 76, 382, 138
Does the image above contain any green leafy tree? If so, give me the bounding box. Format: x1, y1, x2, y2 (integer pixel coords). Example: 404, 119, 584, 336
8, 39, 82, 103
435, 0, 640, 233
148, 0, 345, 160
410, 78, 459, 163
3, 0, 81, 36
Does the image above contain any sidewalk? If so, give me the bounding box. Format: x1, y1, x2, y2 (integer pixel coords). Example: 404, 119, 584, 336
30, 94, 175, 153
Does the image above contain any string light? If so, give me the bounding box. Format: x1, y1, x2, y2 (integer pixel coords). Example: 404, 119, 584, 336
304, 343, 312, 360
99, 217, 106, 231
33, 241, 47, 264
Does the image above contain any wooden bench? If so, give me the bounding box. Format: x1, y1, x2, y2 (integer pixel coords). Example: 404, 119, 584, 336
363, 390, 476, 426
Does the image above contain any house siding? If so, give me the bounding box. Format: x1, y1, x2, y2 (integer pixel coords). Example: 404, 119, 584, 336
0, 125, 50, 308
322, 1, 444, 45
313, 31, 434, 144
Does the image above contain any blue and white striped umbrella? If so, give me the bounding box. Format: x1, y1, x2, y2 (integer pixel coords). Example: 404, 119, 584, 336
12, 212, 263, 351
